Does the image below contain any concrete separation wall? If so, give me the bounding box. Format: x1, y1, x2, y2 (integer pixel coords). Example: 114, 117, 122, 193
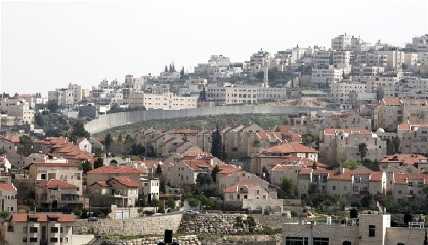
73, 213, 182, 236
84, 104, 322, 134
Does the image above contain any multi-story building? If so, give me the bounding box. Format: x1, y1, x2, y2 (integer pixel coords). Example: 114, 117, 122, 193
312, 50, 332, 69
319, 128, 387, 165
2, 212, 87, 245
0, 97, 34, 125
143, 92, 197, 110
28, 160, 84, 210
248, 50, 270, 73
282, 212, 427, 245
48, 83, 83, 107
397, 122, 428, 155
330, 82, 367, 104
86, 165, 145, 186
407, 34, 428, 52
87, 176, 139, 207
0, 183, 17, 212
373, 98, 403, 132
332, 51, 351, 70
311, 67, 344, 88
206, 85, 287, 105
252, 142, 318, 175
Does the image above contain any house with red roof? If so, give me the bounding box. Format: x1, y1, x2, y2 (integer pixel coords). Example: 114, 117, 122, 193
397, 121, 428, 155
269, 156, 327, 186
87, 165, 145, 186
0, 134, 26, 168
252, 142, 318, 175
389, 172, 428, 200
28, 160, 84, 211
0, 182, 17, 212
34, 137, 94, 165
380, 154, 428, 173
2, 212, 94, 245
222, 124, 284, 159
223, 179, 283, 213
87, 176, 139, 207
163, 155, 214, 187
35, 179, 82, 210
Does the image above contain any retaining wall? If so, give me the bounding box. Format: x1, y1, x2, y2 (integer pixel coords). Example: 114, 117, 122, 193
73, 213, 182, 236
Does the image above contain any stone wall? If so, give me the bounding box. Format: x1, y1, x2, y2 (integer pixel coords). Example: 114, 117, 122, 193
73, 213, 182, 236
251, 214, 293, 230
84, 104, 321, 134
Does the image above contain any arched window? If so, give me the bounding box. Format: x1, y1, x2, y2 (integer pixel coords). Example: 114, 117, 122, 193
343, 241, 352, 245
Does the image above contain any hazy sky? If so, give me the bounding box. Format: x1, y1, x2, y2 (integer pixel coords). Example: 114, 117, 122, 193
1, 0, 428, 94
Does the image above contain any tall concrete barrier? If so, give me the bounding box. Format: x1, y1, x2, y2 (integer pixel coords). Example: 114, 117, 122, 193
84, 104, 322, 134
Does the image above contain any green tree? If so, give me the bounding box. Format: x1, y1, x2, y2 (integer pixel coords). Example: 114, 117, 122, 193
129, 143, 145, 156
342, 159, 360, 170
104, 134, 112, 152
211, 126, 223, 160
358, 143, 368, 162
155, 164, 162, 177
280, 177, 296, 198
94, 158, 103, 169
17, 135, 34, 157
69, 121, 90, 142
80, 161, 92, 174
47, 100, 58, 113
117, 134, 123, 143
211, 165, 220, 182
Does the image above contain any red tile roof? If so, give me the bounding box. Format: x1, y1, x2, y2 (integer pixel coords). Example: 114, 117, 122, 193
0, 135, 20, 144
10, 212, 76, 223
381, 154, 428, 166
110, 176, 139, 188
37, 179, 78, 190
261, 142, 317, 154
0, 183, 16, 192
382, 97, 402, 106
88, 166, 145, 175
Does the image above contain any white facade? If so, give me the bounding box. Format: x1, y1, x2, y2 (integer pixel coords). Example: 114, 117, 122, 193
143, 92, 197, 110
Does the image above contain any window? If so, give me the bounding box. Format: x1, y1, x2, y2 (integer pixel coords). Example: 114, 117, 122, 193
29, 237, 37, 242
343, 241, 352, 245
397, 243, 405, 245
285, 237, 308, 245
7, 225, 13, 232
50, 237, 58, 243
51, 227, 59, 233
369, 225, 376, 237
29, 227, 38, 233
313, 237, 329, 245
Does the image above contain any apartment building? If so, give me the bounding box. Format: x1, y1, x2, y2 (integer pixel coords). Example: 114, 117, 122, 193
319, 128, 387, 165
248, 50, 270, 73
397, 122, 428, 155
0, 183, 17, 212
87, 176, 139, 207
252, 142, 318, 175
282, 212, 427, 245
48, 83, 83, 107
206, 85, 287, 105
0, 97, 34, 125
28, 161, 83, 210
373, 98, 403, 132
3, 212, 80, 245
311, 67, 344, 88
143, 92, 197, 110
